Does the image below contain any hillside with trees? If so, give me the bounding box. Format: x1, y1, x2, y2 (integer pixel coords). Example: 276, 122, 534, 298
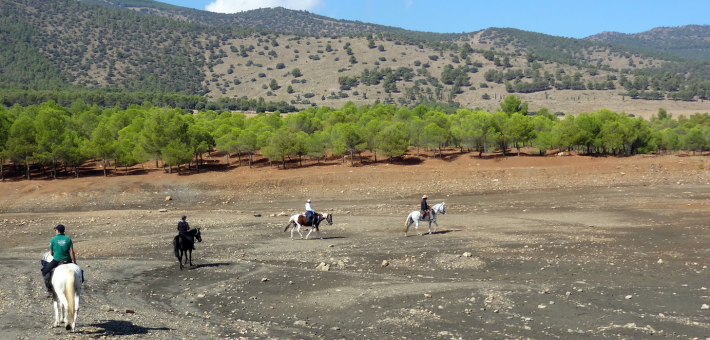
1, 0, 710, 114
586, 25, 710, 62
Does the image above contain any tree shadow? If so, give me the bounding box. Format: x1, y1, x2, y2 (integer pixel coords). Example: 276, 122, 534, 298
190, 262, 231, 269
83, 320, 171, 336
397, 156, 424, 166
317, 236, 346, 240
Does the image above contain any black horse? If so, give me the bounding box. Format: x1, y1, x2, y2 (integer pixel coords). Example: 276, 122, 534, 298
173, 228, 202, 270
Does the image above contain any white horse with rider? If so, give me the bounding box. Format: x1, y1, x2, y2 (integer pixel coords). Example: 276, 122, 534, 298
284, 212, 333, 240
403, 202, 446, 236
42, 251, 82, 332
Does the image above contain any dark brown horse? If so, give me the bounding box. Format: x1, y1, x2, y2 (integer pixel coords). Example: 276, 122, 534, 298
284, 213, 333, 239
173, 228, 202, 270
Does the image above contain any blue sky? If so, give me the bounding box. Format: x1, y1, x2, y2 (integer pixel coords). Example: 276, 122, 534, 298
161, 0, 709, 38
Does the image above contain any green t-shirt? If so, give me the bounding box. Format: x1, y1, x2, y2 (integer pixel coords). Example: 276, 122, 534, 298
49, 233, 73, 262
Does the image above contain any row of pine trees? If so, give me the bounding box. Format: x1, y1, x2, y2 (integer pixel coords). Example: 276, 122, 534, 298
0, 97, 708, 181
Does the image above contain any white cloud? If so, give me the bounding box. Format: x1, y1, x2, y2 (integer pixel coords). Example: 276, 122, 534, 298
205, 0, 322, 14
405, 0, 413, 9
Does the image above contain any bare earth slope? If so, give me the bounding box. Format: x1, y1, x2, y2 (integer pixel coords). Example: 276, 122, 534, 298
2, 153, 710, 339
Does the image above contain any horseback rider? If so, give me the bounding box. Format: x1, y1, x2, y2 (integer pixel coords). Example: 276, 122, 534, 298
41, 224, 77, 297
305, 199, 316, 226
420, 195, 430, 220
177, 216, 195, 250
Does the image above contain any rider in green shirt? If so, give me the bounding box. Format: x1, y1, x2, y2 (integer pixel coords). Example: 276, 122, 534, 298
41, 225, 77, 295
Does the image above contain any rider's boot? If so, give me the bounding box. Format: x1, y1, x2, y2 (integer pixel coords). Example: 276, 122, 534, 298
44, 273, 53, 298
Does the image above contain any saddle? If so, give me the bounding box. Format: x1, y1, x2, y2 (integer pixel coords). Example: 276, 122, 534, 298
420, 211, 429, 220
41, 260, 72, 272
42, 260, 82, 288
305, 212, 317, 227
178, 232, 196, 250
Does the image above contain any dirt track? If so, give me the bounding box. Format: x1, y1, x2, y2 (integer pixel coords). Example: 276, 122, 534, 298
2, 154, 710, 339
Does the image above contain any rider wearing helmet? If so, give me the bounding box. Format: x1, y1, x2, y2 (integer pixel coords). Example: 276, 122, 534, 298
420, 195, 430, 220
177, 216, 195, 250
42, 224, 77, 296
305, 199, 315, 226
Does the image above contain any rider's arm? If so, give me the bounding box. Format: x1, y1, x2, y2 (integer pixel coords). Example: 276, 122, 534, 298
70, 248, 77, 264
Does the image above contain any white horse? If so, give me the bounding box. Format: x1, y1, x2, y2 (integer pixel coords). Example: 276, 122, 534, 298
42, 252, 82, 332
284, 213, 333, 240
403, 202, 446, 236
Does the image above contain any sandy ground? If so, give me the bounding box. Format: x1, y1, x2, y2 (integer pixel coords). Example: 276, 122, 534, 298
2, 153, 710, 339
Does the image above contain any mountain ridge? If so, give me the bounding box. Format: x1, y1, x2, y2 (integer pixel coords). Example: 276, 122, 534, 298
79, 0, 470, 42
1, 0, 709, 114
585, 25, 710, 62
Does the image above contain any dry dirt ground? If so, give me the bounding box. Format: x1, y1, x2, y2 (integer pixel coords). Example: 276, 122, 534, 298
2, 153, 710, 339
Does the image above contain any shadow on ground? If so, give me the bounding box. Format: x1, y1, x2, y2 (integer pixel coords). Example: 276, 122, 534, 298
84, 320, 171, 336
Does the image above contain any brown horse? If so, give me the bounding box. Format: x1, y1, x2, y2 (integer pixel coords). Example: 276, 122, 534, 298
284, 213, 333, 239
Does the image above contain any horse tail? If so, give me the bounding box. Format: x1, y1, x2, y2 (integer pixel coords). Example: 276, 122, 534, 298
173, 236, 179, 258
65, 270, 76, 330
403, 213, 411, 232
284, 219, 293, 232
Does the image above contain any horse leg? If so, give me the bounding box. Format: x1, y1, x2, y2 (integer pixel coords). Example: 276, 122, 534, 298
71, 288, 79, 332
290, 223, 295, 240
427, 220, 432, 235
415, 220, 422, 236
432, 219, 439, 234
52, 299, 60, 328
189, 249, 193, 266
317, 225, 322, 240
297, 225, 304, 239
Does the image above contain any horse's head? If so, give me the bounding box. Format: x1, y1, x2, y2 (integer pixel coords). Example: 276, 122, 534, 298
194, 228, 202, 243
41, 251, 52, 262
323, 213, 333, 226
437, 202, 446, 214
